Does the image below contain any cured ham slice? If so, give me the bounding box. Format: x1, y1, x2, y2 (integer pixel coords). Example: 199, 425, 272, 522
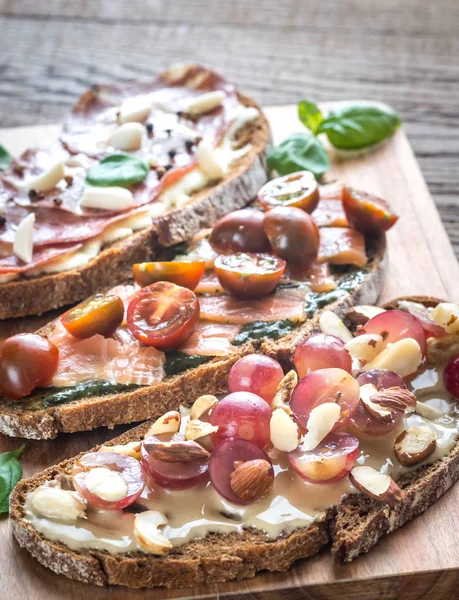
178, 322, 241, 356
194, 271, 225, 295
313, 181, 349, 228
198, 288, 306, 324
318, 227, 368, 268
283, 263, 337, 293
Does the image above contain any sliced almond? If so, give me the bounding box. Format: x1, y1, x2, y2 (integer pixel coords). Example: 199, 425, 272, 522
346, 305, 386, 326
108, 122, 144, 151
186, 90, 225, 116
270, 408, 301, 452
319, 310, 353, 343
143, 439, 210, 463
99, 441, 142, 460
30, 487, 87, 521
362, 337, 422, 377
350, 466, 403, 505
394, 426, 437, 466
85, 467, 128, 502
190, 394, 218, 420
272, 370, 297, 414
146, 411, 181, 437
431, 302, 459, 334
301, 402, 341, 451
229, 459, 273, 503
22, 161, 65, 192
134, 510, 172, 555
415, 401, 444, 420
185, 419, 218, 441
345, 333, 384, 362
359, 383, 393, 423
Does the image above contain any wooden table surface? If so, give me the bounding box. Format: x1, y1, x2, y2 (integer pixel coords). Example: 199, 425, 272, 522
0, 0, 458, 255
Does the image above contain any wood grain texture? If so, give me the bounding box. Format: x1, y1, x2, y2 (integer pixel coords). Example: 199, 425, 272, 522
0, 0, 458, 257
0, 103, 458, 598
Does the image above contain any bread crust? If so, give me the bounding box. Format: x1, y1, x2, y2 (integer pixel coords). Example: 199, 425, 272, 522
0, 93, 271, 319
0, 235, 385, 439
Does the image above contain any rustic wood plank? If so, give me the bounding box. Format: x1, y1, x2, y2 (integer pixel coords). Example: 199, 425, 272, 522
0, 102, 458, 599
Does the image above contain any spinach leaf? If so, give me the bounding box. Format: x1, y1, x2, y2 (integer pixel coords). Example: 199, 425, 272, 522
0, 445, 25, 514
233, 320, 297, 346
86, 154, 149, 187
317, 102, 401, 150
0, 144, 12, 172
165, 352, 212, 377
267, 133, 329, 179
298, 100, 324, 136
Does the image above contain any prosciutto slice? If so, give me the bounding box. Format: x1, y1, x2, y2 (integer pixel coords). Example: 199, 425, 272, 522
318, 227, 368, 267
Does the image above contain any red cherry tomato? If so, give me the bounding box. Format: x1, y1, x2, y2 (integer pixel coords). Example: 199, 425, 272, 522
132, 261, 206, 290
0, 334, 59, 400
257, 171, 319, 213
214, 253, 286, 299
342, 187, 398, 235
127, 282, 199, 349
61, 294, 124, 340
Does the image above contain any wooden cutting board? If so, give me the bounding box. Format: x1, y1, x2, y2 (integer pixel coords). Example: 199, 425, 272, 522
1, 104, 459, 600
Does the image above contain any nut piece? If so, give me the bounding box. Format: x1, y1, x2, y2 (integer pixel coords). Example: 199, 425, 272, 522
346, 305, 386, 326
415, 401, 444, 420
146, 411, 181, 437
302, 402, 341, 451
190, 395, 218, 420
370, 386, 417, 414
319, 310, 353, 343
431, 302, 459, 334
99, 441, 141, 460
360, 383, 393, 423
230, 459, 274, 503
427, 334, 459, 365
345, 334, 384, 362
143, 439, 210, 463
85, 467, 128, 502
30, 487, 87, 521
362, 338, 423, 377
272, 370, 298, 414
350, 466, 404, 505
270, 408, 301, 452
394, 426, 437, 466
134, 510, 172, 555
185, 419, 218, 441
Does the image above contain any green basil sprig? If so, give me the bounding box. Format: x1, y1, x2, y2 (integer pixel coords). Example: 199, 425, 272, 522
267, 133, 330, 180
86, 154, 149, 187
299, 100, 401, 150
0, 144, 12, 172
0, 445, 25, 515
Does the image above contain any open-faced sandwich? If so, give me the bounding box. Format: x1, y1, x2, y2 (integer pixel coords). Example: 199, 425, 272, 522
0, 63, 270, 318
9, 296, 459, 588
0, 175, 394, 438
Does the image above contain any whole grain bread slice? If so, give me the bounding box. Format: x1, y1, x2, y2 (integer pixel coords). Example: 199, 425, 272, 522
9, 296, 459, 588
0, 235, 385, 439
0, 92, 270, 320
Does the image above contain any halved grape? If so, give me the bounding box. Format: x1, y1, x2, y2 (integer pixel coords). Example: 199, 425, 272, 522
362, 310, 426, 356
72, 452, 146, 509
348, 369, 406, 438
209, 438, 273, 505
209, 392, 272, 449
228, 354, 284, 404
288, 432, 359, 483
444, 354, 459, 400
400, 301, 447, 339
293, 334, 352, 378
290, 368, 360, 431
141, 434, 208, 490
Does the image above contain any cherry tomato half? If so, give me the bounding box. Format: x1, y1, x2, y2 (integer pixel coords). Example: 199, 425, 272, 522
257, 171, 319, 213
342, 187, 398, 235
0, 333, 59, 400
132, 260, 206, 290
209, 209, 271, 254
61, 294, 124, 340
127, 281, 199, 349
263, 206, 320, 272
214, 253, 286, 299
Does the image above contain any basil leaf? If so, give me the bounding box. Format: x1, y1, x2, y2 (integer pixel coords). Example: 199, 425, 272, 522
267, 133, 330, 179
86, 154, 149, 187
298, 101, 324, 136
317, 102, 401, 150
0, 144, 12, 172
0, 445, 25, 514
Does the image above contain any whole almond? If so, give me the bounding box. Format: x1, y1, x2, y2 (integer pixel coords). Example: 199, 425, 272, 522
370, 386, 417, 414
144, 439, 209, 463
230, 459, 274, 503
394, 426, 437, 466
